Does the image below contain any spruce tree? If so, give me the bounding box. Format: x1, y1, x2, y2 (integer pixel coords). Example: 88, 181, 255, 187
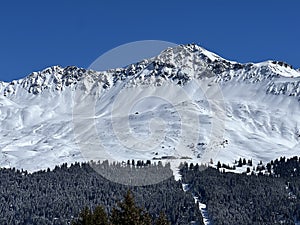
72, 206, 92, 225
140, 211, 152, 225
72, 190, 171, 225
155, 211, 170, 225
111, 190, 151, 225
92, 205, 109, 225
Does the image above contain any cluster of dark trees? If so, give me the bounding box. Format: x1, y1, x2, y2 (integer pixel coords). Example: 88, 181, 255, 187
268, 156, 300, 177
72, 190, 170, 225
216, 158, 253, 171
2, 156, 300, 225
89, 160, 173, 186
180, 156, 300, 225
0, 161, 202, 225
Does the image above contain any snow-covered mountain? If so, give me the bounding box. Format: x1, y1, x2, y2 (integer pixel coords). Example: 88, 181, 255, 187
1, 44, 300, 172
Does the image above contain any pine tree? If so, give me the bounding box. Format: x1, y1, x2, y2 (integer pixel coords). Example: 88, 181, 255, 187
248, 159, 253, 166
217, 161, 221, 170
140, 211, 152, 225
189, 163, 194, 170
155, 211, 170, 225
92, 205, 109, 225
110, 190, 151, 225
72, 190, 171, 225
72, 206, 92, 225
238, 158, 243, 167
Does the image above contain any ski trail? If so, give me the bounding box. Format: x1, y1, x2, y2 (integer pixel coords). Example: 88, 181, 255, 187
179, 169, 211, 225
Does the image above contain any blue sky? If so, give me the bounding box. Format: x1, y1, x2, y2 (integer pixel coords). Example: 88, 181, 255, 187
0, 0, 299, 82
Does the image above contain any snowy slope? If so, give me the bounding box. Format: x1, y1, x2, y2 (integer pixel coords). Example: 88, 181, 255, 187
0, 44, 300, 173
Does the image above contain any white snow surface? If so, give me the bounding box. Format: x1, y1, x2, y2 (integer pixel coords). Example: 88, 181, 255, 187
0, 44, 300, 173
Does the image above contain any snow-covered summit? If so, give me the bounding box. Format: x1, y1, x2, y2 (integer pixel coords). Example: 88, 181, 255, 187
1, 44, 299, 98
2, 44, 299, 98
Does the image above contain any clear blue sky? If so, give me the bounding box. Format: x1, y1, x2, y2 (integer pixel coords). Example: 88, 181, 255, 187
0, 0, 299, 82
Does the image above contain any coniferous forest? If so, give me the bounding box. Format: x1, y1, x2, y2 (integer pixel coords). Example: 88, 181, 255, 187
1, 157, 300, 224
0, 161, 202, 225
181, 156, 300, 225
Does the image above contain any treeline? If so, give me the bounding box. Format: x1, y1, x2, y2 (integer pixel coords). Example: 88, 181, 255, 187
89, 159, 173, 186
180, 156, 300, 225
0, 161, 202, 225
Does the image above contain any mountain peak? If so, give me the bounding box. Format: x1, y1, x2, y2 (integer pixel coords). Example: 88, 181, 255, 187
2, 65, 90, 95
1, 44, 300, 97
